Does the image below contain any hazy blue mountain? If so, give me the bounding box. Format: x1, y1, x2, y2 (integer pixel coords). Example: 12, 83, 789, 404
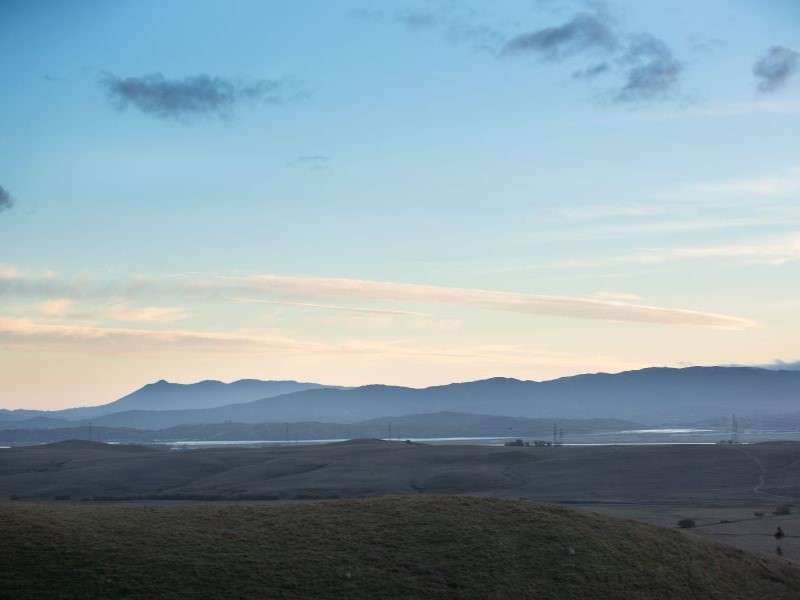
0, 416, 73, 430
50, 366, 800, 430
0, 409, 49, 422
5, 380, 341, 423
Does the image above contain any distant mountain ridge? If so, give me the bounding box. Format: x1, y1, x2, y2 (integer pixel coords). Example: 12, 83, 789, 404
2, 366, 800, 431
0, 379, 340, 424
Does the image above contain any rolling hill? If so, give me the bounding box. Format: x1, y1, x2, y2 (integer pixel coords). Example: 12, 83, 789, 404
2, 439, 798, 503
2, 495, 800, 599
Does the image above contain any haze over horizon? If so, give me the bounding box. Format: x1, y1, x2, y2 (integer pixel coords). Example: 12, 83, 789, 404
2, 1, 800, 409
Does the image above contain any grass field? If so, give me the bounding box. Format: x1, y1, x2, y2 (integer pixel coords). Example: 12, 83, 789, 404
3, 495, 800, 599
3, 439, 800, 505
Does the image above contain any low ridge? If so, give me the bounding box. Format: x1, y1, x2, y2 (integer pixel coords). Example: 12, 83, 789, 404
2, 496, 798, 599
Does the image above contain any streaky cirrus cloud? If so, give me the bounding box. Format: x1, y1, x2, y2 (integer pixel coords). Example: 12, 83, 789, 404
103, 305, 190, 323
535, 234, 800, 270
204, 275, 754, 330
501, 13, 618, 59
754, 46, 800, 93
0, 316, 642, 374
0, 268, 755, 330
0, 185, 14, 213
100, 73, 298, 121
232, 297, 430, 317
674, 165, 800, 198
0, 316, 323, 354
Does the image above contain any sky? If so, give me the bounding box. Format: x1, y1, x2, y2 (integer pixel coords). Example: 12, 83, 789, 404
2, 0, 800, 409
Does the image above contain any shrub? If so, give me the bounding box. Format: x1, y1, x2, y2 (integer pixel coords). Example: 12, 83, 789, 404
677, 518, 696, 529
774, 505, 793, 516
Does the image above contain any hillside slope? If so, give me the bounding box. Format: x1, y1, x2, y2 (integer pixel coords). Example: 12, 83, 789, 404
3, 440, 800, 504
2, 496, 800, 599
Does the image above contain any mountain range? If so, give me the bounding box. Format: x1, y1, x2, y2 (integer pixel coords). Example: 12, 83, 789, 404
2, 366, 800, 431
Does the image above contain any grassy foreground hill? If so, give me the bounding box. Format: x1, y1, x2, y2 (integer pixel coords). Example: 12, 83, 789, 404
2, 496, 800, 599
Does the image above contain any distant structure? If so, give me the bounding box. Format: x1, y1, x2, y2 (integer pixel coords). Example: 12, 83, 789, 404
717, 414, 741, 445
551, 424, 564, 447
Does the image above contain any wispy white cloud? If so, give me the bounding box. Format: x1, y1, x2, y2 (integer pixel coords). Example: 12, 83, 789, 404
681, 167, 800, 198
231, 297, 431, 317
37, 298, 73, 317
629, 234, 800, 266
0, 263, 19, 278
210, 275, 753, 330
0, 316, 636, 374
0, 316, 323, 354
591, 291, 643, 302
542, 216, 791, 241
518, 233, 800, 270
0, 267, 755, 330
104, 305, 190, 323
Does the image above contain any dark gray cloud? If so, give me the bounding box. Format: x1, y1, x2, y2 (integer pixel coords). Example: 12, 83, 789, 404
354, 5, 682, 104
0, 186, 14, 213
572, 62, 610, 79
100, 73, 294, 121
501, 13, 617, 60
753, 46, 800, 93
614, 34, 682, 103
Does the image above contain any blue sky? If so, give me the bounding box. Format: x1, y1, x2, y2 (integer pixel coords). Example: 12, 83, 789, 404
1, 0, 799, 408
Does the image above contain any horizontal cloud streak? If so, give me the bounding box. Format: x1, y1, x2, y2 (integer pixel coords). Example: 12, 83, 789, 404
0, 269, 755, 330
0, 316, 637, 372
232, 297, 431, 317
204, 275, 753, 330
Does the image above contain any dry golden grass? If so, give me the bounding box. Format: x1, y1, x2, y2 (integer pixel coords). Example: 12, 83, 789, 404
2, 496, 800, 599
